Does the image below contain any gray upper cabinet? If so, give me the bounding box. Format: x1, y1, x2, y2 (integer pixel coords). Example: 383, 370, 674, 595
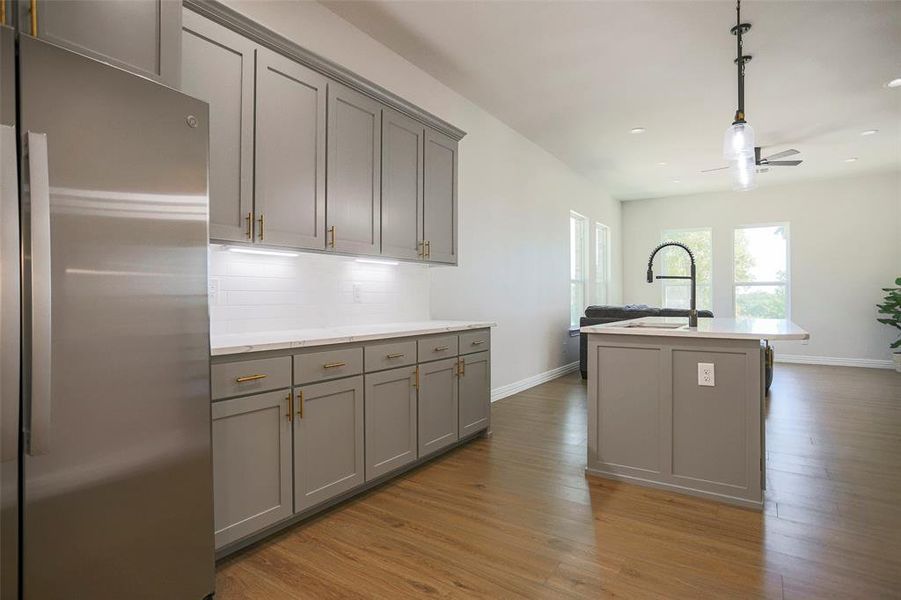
255, 47, 327, 249
327, 82, 381, 256
418, 357, 459, 457
459, 351, 490, 437
364, 366, 418, 481
181, 9, 254, 243
381, 107, 424, 260
293, 376, 365, 512
23, 0, 181, 87
423, 128, 458, 264
212, 389, 293, 550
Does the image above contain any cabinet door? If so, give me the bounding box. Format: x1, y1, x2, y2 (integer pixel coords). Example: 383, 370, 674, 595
294, 376, 364, 512
418, 357, 459, 457
212, 390, 293, 550
459, 351, 490, 437
24, 0, 180, 87
181, 9, 254, 243
326, 83, 381, 256
381, 107, 423, 260
255, 47, 327, 249
365, 366, 418, 481
423, 128, 458, 264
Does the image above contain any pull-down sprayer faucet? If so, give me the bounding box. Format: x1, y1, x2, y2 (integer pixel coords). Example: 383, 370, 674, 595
646, 242, 698, 328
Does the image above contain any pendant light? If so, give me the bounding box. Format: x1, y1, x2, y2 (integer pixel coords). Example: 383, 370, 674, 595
722, 0, 756, 190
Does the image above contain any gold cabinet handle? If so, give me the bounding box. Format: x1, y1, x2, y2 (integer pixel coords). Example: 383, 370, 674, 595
425, 240, 431, 259
235, 374, 267, 383
417, 241, 425, 259
460, 358, 465, 376
257, 214, 264, 240
323, 361, 346, 369
413, 366, 419, 389
434, 345, 449, 352
472, 340, 485, 346
245, 212, 252, 239
386, 353, 405, 359
286, 393, 293, 422
1, 0, 7, 27
29, 0, 37, 35
296, 390, 304, 419
328, 225, 336, 248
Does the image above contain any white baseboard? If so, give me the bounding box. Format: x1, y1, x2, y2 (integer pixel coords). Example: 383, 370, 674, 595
775, 354, 893, 370
491, 361, 579, 402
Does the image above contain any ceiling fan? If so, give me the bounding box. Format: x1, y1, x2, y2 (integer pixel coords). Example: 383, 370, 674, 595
702, 147, 803, 174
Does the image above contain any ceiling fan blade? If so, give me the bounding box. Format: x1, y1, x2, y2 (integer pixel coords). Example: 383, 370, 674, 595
763, 149, 800, 161
700, 166, 729, 173
766, 160, 803, 166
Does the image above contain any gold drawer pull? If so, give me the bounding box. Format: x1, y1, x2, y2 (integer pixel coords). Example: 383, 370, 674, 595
328, 225, 336, 248
434, 345, 449, 352
296, 390, 304, 419
323, 361, 347, 369
471, 340, 485, 345
386, 353, 405, 359
235, 374, 267, 383
285, 393, 293, 422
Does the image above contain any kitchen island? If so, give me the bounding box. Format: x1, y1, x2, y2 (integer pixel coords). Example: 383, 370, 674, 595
581, 316, 808, 509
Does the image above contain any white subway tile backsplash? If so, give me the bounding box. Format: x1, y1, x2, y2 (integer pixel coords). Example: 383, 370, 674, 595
208, 246, 430, 336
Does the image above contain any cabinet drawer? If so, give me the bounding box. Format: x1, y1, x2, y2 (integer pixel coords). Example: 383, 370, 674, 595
211, 356, 292, 400
294, 347, 363, 384
459, 330, 490, 355
365, 340, 417, 373
417, 335, 459, 363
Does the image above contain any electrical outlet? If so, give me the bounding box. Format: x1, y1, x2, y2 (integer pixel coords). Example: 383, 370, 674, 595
208, 278, 220, 306
698, 362, 715, 387
352, 283, 363, 304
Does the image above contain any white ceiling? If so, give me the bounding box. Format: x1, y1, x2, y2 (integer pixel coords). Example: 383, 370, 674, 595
321, 0, 901, 200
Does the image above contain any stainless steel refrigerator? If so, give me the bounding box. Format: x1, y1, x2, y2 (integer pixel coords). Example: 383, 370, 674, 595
1, 26, 214, 599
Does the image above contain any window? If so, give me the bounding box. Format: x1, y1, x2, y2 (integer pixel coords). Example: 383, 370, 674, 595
659, 228, 713, 311
570, 211, 588, 329
733, 224, 789, 319
595, 223, 610, 305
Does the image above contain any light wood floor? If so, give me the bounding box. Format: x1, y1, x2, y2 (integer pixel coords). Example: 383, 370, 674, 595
216, 364, 901, 599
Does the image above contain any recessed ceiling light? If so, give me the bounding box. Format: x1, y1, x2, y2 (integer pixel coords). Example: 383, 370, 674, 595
860, 129, 879, 136
630, 127, 646, 134
887, 78, 901, 88
355, 258, 399, 266
657, 161, 668, 166
844, 157, 858, 163
672, 179, 681, 183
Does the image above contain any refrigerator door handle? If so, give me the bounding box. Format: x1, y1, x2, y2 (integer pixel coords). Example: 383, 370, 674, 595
26, 131, 52, 456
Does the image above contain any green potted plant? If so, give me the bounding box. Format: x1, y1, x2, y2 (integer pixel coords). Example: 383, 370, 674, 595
877, 277, 901, 372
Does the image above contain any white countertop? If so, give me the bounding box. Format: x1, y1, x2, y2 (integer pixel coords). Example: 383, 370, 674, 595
211, 320, 497, 356
581, 316, 809, 341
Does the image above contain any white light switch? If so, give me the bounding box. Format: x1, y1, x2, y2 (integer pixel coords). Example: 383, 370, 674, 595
208, 278, 220, 306
352, 283, 363, 304
698, 362, 715, 387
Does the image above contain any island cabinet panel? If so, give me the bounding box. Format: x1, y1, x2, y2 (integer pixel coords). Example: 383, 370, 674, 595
326, 83, 381, 256
418, 357, 459, 457
181, 10, 255, 243
293, 376, 365, 512
212, 390, 293, 550
458, 351, 490, 437
27, 0, 181, 87
671, 350, 749, 488
364, 366, 418, 481
595, 346, 661, 474
381, 108, 424, 260
254, 47, 327, 249
423, 129, 458, 264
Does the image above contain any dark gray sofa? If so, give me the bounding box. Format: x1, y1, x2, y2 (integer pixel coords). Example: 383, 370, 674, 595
578, 305, 714, 379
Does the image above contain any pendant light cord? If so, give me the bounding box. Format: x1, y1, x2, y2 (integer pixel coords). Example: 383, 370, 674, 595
735, 0, 745, 123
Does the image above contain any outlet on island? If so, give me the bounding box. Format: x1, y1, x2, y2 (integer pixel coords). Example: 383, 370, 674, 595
698, 362, 715, 387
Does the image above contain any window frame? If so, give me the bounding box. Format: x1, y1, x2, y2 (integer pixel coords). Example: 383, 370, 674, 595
731, 222, 791, 319
658, 226, 713, 312
594, 222, 610, 306
569, 211, 589, 331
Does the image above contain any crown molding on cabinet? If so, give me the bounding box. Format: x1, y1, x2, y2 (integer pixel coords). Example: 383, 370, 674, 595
183, 0, 466, 142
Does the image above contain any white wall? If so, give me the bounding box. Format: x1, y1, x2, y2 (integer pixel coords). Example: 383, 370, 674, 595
622, 171, 901, 364
208, 248, 429, 336
222, 1, 622, 389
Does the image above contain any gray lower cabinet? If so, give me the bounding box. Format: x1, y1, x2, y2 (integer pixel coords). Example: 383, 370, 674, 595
293, 376, 365, 512
255, 47, 327, 249
181, 9, 255, 243
423, 128, 458, 264
364, 366, 418, 481
418, 357, 459, 457
459, 351, 490, 436
23, 0, 181, 87
212, 389, 293, 550
326, 82, 381, 256
381, 107, 424, 260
